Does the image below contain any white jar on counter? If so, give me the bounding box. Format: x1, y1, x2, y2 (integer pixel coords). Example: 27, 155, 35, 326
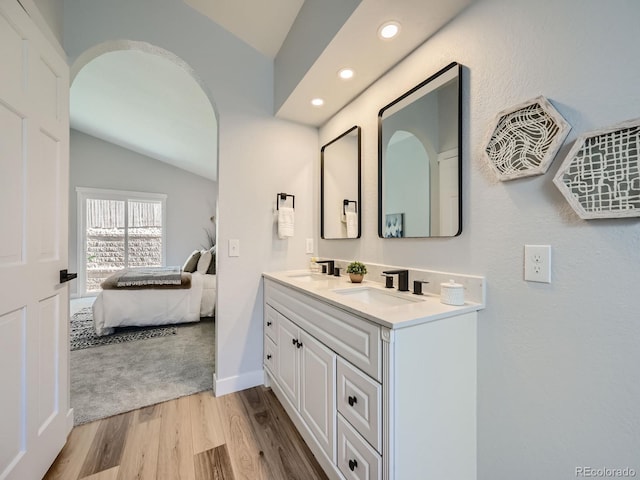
440, 279, 465, 306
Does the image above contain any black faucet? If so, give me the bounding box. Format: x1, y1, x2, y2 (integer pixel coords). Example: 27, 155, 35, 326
382, 269, 409, 292
315, 260, 335, 275
413, 280, 429, 295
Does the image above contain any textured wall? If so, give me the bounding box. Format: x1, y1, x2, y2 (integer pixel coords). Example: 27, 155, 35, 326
319, 0, 640, 477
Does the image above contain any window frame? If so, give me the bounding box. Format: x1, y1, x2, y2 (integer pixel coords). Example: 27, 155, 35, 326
76, 187, 167, 296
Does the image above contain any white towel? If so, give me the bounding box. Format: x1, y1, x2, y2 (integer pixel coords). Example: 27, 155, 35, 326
278, 206, 295, 239
346, 211, 358, 238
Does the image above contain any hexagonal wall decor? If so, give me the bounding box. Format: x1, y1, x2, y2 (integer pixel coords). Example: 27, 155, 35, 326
484, 96, 571, 181
553, 118, 640, 219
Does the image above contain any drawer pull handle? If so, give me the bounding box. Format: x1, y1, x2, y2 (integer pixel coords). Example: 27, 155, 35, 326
267, 321, 272, 326
349, 459, 358, 471
266, 354, 272, 360
348, 395, 358, 407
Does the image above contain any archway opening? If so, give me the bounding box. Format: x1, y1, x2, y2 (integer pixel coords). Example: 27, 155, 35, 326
68, 41, 219, 424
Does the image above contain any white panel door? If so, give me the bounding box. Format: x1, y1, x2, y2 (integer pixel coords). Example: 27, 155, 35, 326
276, 314, 300, 409
0, 1, 70, 479
300, 330, 336, 462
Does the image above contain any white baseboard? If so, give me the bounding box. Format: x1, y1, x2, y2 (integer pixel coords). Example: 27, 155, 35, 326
213, 368, 264, 396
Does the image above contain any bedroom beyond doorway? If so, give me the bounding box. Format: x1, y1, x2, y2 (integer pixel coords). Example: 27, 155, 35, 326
69, 297, 214, 425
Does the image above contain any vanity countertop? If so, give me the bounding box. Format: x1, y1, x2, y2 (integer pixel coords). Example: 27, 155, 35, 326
263, 270, 485, 330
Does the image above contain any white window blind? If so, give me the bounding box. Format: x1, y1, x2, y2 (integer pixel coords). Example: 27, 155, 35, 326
77, 188, 167, 295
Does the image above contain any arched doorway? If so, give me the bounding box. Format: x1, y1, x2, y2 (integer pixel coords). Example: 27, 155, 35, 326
68, 41, 219, 424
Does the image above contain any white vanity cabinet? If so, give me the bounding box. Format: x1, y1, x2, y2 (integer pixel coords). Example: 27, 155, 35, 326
263, 275, 479, 480
275, 310, 336, 461
263, 305, 278, 374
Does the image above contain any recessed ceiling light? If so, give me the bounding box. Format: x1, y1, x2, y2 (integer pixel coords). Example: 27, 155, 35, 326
311, 98, 324, 107
379, 21, 400, 39
339, 68, 354, 80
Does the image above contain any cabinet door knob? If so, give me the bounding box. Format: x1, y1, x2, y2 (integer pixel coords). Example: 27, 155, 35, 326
267, 321, 272, 326
348, 395, 358, 407
266, 354, 272, 360
292, 338, 297, 346
349, 459, 358, 471
296, 340, 303, 349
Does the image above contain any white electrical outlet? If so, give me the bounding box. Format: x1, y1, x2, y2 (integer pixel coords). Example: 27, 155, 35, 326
524, 245, 551, 283
305, 238, 314, 254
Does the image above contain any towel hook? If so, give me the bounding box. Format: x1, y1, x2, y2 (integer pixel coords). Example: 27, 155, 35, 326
343, 199, 357, 215
277, 193, 295, 210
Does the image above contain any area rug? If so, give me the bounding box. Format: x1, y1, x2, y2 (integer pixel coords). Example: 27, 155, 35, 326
71, 318, 215, 425
70, 307, 177, 351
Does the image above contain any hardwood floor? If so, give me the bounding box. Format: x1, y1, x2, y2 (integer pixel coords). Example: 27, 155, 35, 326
44, 387, 328, 480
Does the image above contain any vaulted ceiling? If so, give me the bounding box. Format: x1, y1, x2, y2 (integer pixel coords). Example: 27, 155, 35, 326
70, 49, 218, 180
69, 0, 473, 180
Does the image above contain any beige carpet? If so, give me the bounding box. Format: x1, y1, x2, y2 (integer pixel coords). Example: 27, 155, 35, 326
71, 318, 215, 425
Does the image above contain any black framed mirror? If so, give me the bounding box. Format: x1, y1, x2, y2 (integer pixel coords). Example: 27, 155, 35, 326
321, 126, 361, 239
378, 62, 462, 238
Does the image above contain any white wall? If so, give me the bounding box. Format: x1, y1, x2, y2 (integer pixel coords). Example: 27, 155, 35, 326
319, 0, 640, 477
64, 0, 317, 393
68, 129, 217, 295
385, 134, 430, 236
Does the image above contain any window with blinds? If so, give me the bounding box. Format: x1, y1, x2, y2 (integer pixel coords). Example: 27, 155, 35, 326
77, 188, 167, 294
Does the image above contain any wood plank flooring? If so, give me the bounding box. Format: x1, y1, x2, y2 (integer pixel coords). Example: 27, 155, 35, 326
45, 387, 328, 480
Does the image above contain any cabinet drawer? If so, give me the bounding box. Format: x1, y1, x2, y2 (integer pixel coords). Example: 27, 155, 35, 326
337, 414, 381, 480
265, 280, 382, 381
264, 304, 278, 343
337, 358, 381, 453
264, 336, 277, 376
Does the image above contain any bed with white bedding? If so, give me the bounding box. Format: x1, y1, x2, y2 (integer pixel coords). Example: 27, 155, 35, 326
92, 270, 216, 336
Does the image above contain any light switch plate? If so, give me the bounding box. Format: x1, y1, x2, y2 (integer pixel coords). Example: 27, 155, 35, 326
524, 245, 551, 283
229, 239, 240, 257
305, 238, 314, 254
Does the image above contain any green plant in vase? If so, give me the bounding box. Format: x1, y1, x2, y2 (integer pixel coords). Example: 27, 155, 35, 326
346, 261, 367, 283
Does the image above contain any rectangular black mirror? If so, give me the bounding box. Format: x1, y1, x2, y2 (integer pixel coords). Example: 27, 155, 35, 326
378, 62, 462, 238
321, 126, 361, 239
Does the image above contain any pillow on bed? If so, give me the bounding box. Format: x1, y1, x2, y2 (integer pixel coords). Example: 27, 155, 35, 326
196, 249, 212, 274
206, 247, 216, 274
183, 250, 201, 272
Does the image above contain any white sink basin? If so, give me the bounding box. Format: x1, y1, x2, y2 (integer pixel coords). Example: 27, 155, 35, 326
287, 272, 328, 282
332, 287, 425, 307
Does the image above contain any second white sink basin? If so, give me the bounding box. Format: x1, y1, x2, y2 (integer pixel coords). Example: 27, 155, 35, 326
287, 272, 327, 282
332, 286, 425, 307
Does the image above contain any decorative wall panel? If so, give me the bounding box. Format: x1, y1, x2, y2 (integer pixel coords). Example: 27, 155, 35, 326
484, 96, 571, 181
553, 119, 640, 219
